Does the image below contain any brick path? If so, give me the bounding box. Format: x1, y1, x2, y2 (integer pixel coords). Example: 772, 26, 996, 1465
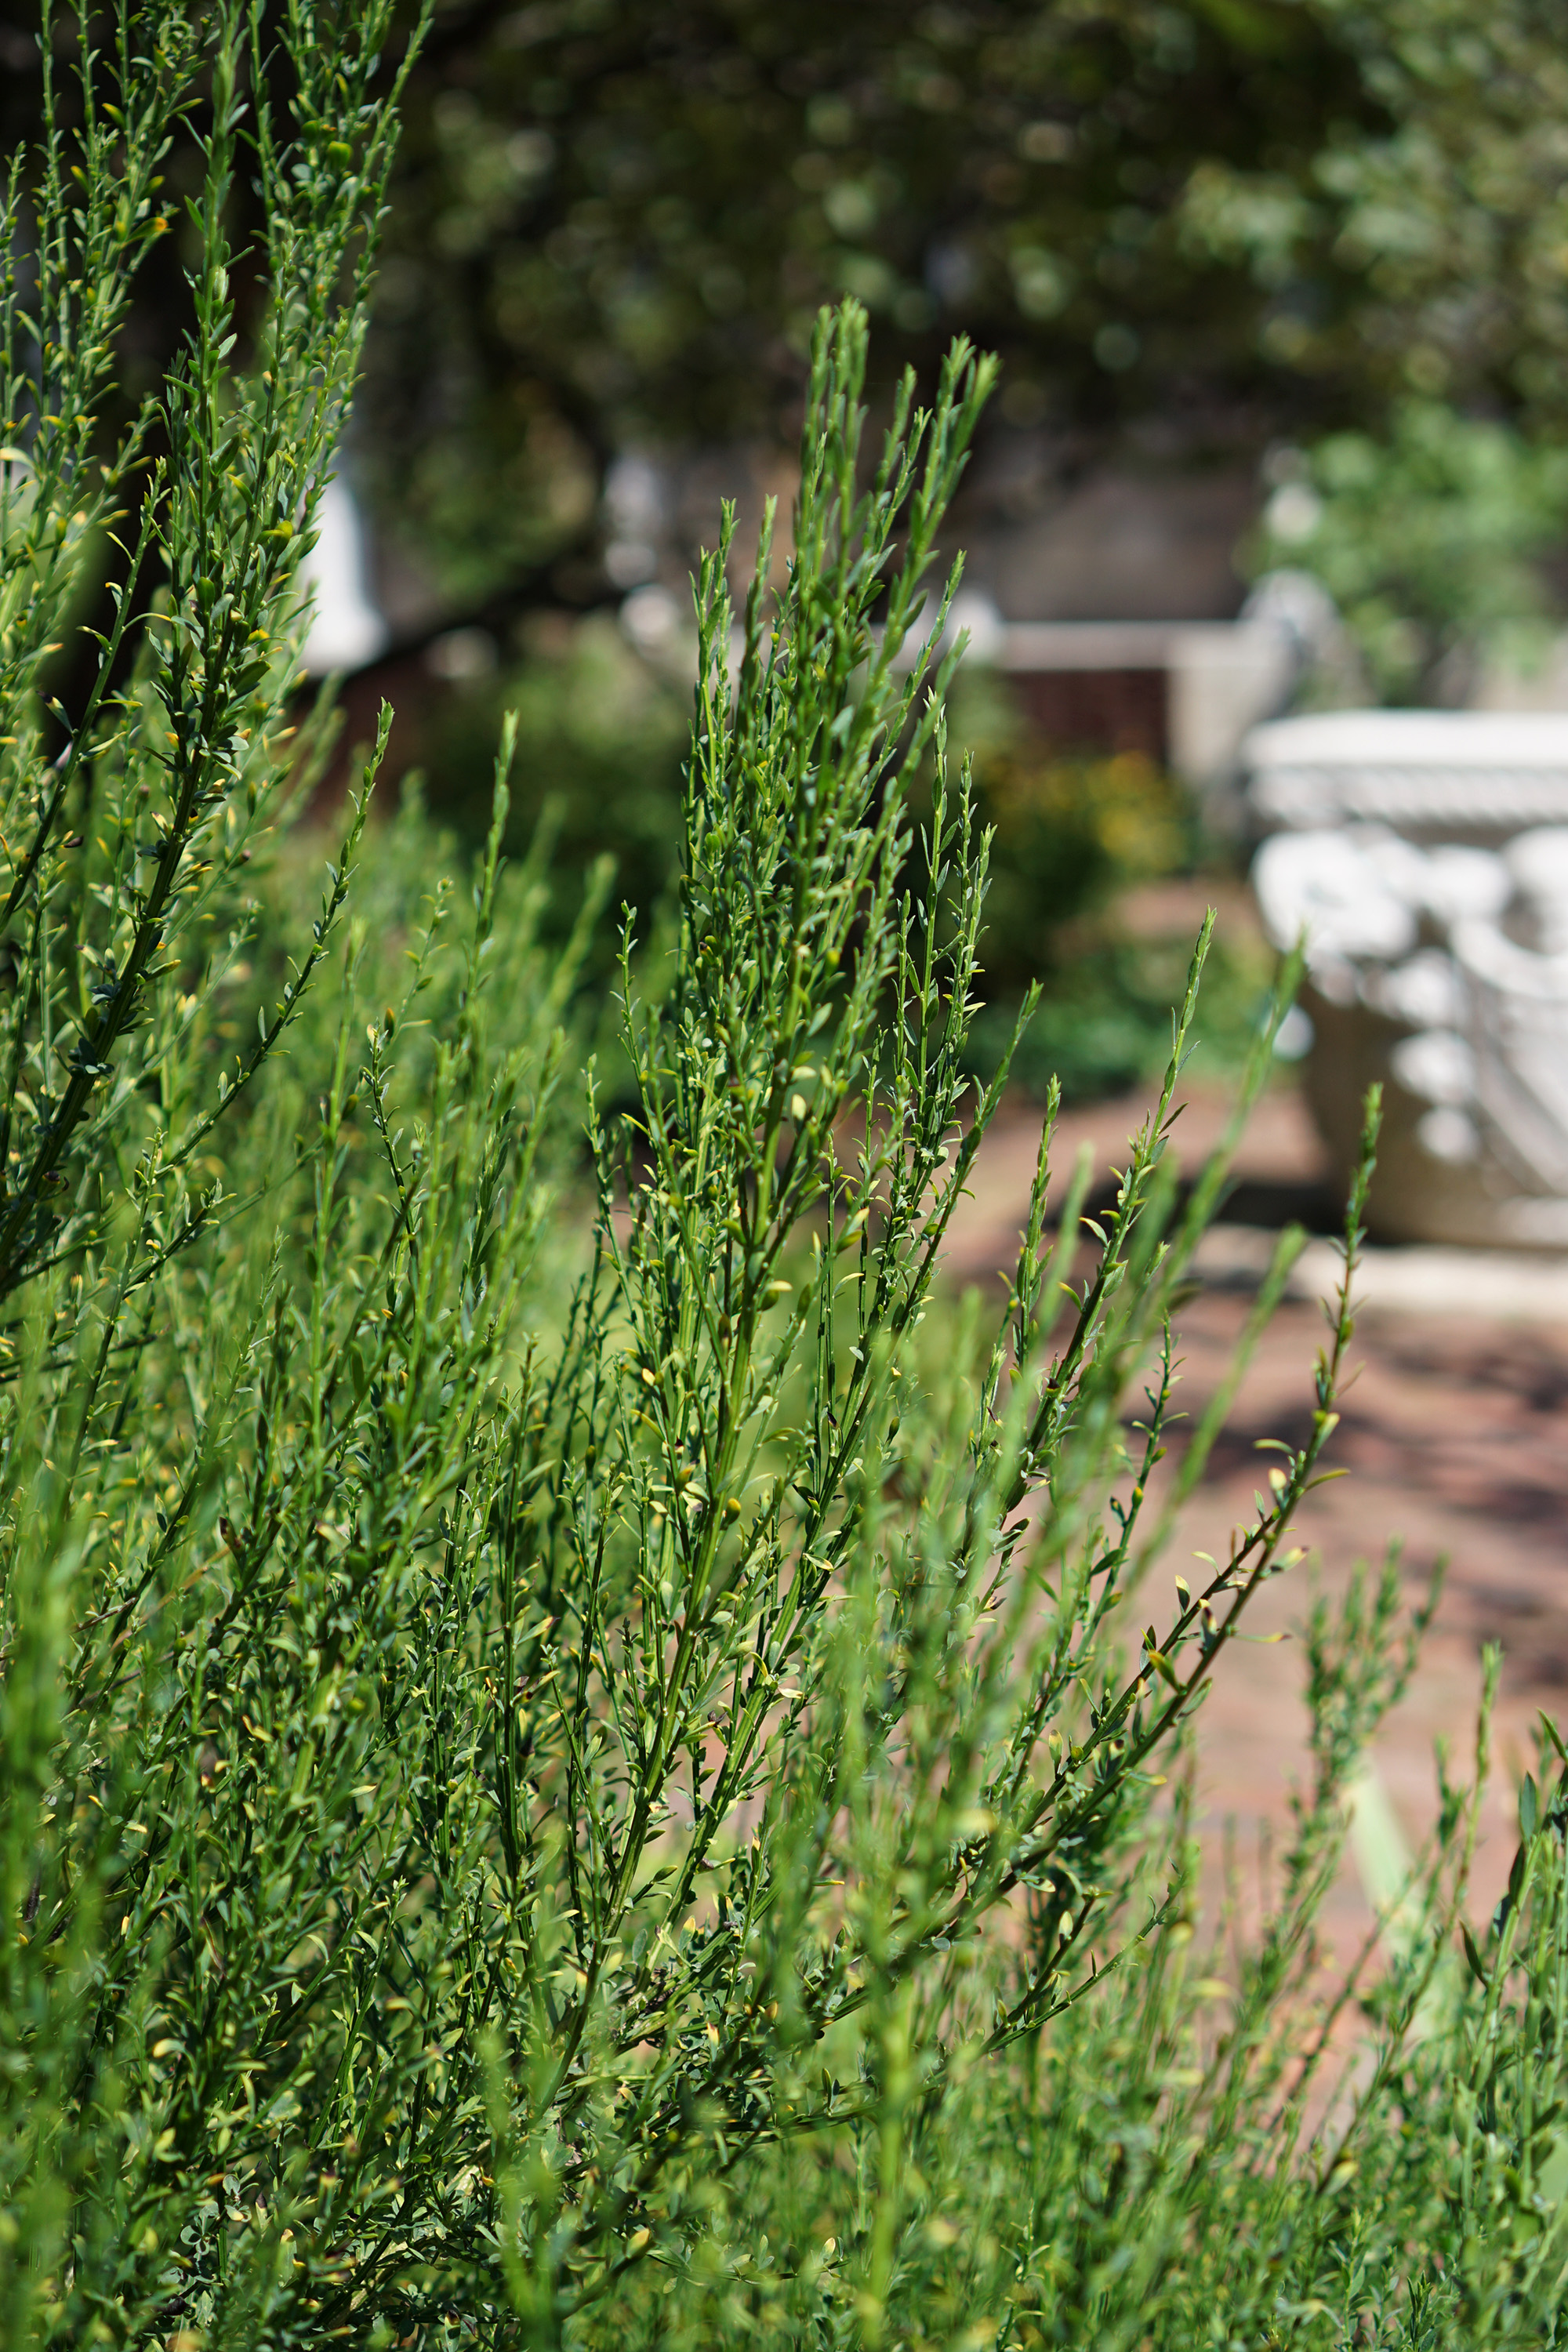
941, 1076, 1568, 1947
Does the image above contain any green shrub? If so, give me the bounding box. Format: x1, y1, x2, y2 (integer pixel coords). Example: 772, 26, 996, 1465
410, 615, 690, 971
1251, 400, 1568, 703
961, 743, 1187, 988
936, 720, 1265, 1103
965, 931, 1269, 1106
412, 618, 1218, 1108
5, 17, 1568, 2350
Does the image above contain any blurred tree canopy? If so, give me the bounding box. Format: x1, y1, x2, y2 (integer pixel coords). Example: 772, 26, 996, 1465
364, 0, 1372, 604
1305, 0, 1568, 426
354, 0, 1568, 619
3, 0, 1564, 633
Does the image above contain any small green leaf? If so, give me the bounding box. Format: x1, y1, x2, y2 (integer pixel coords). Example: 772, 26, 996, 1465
1461, 1922, 1490, 1990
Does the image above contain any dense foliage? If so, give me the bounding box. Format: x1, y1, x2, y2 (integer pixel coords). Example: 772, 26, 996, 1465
407, 644, 1254, 1106
390, 612, 691, 979
5, 16, 1568, 2350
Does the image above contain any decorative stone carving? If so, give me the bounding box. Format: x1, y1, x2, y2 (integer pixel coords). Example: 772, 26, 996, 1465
1245, 712, 1568, 1247
1247, 710, 1568, 838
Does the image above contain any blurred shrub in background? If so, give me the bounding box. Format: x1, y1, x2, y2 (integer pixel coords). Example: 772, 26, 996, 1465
923, 681, 1269, 1102
414, 615, 689, 964
967, 741, 1219, 1103
1252, 399, 1568, 703
970, 744, 1188, 989
967, 931, 1269, 1106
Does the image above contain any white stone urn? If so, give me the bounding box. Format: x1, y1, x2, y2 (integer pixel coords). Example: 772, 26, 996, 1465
1244, 711, 1568, 1247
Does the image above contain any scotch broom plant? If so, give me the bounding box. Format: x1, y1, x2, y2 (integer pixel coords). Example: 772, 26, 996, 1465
4, 10, 1568, 2347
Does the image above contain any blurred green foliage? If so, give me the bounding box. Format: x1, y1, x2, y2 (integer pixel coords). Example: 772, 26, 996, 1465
1305, 0, 1568, 426
968, 931, 1270, 1104
964, 741, 1218, 1102
1252, 400, 1568, 702
359, 0, 1568, 615
968, 744, 1188, 991
932, 684, 1265, 1101
362, 0, 1373, 598
410, 615, 690, 956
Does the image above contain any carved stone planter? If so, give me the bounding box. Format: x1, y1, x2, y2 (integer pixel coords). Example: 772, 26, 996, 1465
1245, 712, 1568, 1247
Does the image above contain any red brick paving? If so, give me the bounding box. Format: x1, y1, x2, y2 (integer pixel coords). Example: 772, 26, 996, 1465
941, 1076, 1567, 1945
